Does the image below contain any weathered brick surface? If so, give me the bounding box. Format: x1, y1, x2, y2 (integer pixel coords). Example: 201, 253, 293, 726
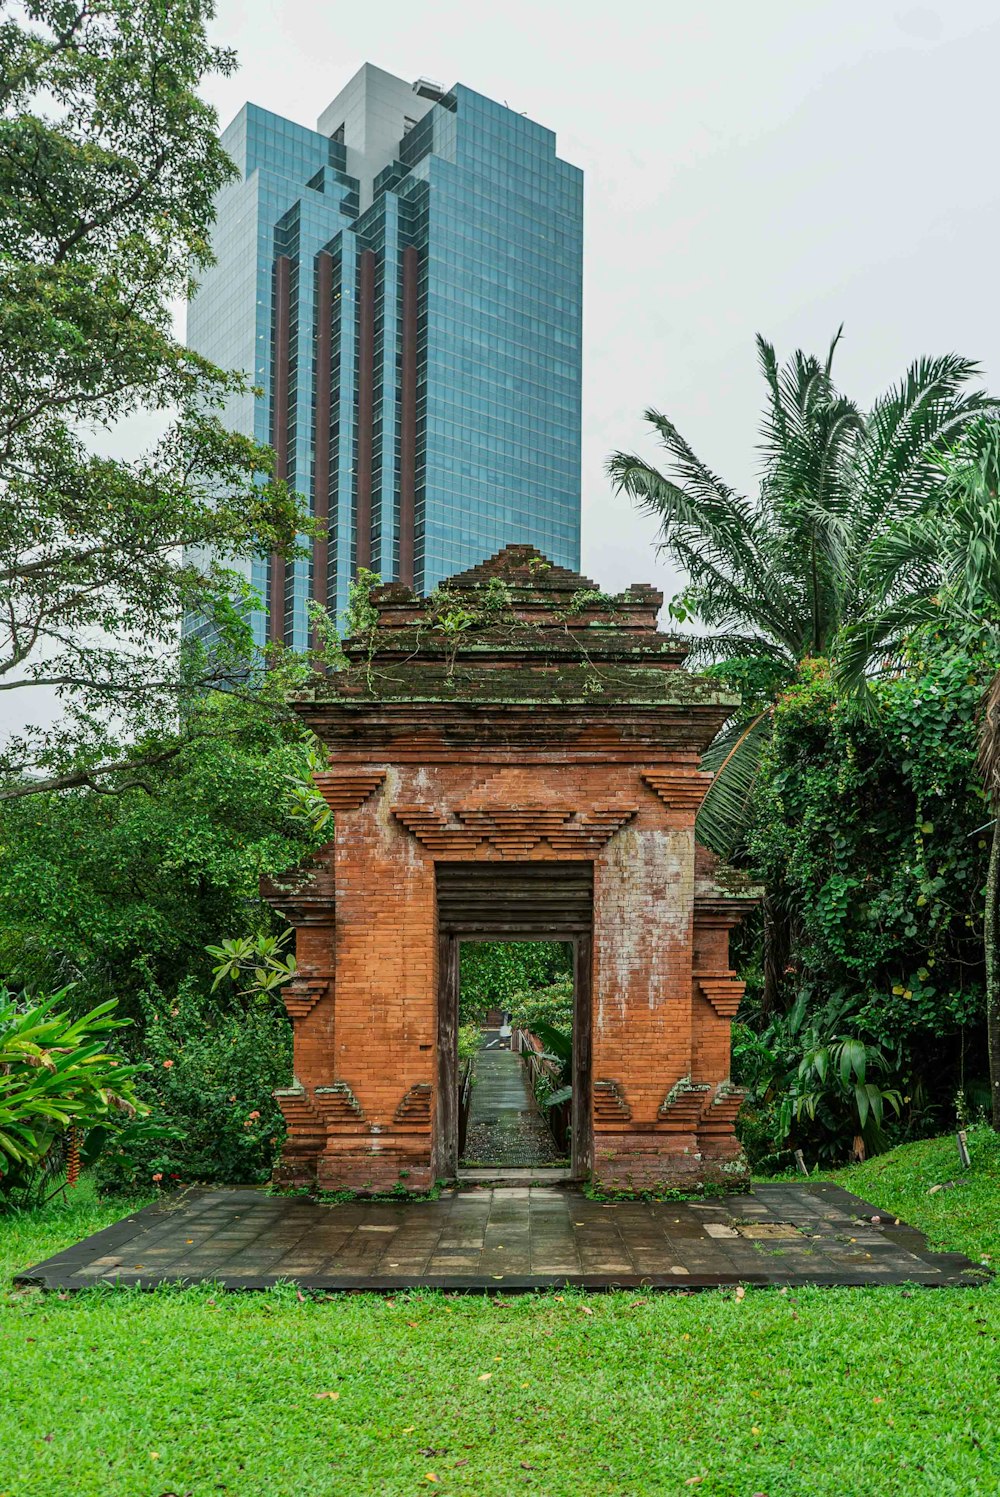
265, 547, 758, 1192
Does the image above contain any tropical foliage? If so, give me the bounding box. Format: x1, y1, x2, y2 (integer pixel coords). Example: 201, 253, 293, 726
607, 333, 993, 863
459, 942, 571, 1025
0, 696, 324, 1188
527, 1019, 574, 1111
612, 334, 1000, 1160
836, 417, 1000, 1125
508, 978, 574, 1039
734, 634, 994, 1162
0, 0, 308, 801
0, 987, 146, 1200
0, 696, 323, 1025
734, 993, 904, 1167
93, 977, 290, 1192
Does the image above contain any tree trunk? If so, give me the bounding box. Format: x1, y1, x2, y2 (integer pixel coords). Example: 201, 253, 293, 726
977, 668, 1000, 1130
986, 809, 1000, 1129
762, 890, 790, 1016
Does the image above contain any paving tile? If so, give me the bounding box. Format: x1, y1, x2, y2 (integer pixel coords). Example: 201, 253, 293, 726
13, 1181, 990, 1293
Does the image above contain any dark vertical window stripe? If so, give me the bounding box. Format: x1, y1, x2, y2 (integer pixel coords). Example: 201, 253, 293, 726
355, 248, 376, 572
313, 251, 333, 631
398, 244, 419, 588
269, 254, 292, 643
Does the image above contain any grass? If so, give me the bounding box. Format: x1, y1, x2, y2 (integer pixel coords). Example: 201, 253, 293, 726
1, 1133, 999, 1497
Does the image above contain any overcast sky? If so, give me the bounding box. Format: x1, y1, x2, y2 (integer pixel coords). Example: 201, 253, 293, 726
7, 1, 1000, 738
199, 0, 1000, 599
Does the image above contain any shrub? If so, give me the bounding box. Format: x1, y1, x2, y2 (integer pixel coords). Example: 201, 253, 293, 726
0, 987, 146, 1205
734, 994, 902, 1169
744, 635, 994, 1140
95, 978, 291, 1192
0, 700, 324, 1029
508, 978, 573, 1037
457, 1024, 480, 1065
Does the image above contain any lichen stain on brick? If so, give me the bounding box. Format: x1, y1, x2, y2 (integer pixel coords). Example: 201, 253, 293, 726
264, 547, 757, 1194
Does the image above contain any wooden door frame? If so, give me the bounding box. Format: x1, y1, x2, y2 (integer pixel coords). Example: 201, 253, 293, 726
435, 931, 460, 1180
571, 933, 593, 1178
436, 930, 592, 1181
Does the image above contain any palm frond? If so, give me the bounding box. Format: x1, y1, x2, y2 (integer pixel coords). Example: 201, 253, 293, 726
608, 428, 799, 652
753, 336, 864, 654
852, 354, 994, 540
696, 709, 774, 859
834, 593, 942, 701
824, 325, 845, 377
682, 631, 796, 671
854, 515, 940, 606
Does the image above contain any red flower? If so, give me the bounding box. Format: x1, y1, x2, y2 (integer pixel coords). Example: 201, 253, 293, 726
162, 1059, 174, 1069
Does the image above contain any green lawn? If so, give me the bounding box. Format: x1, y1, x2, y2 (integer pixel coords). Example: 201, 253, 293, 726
1, 1132, 999, 1497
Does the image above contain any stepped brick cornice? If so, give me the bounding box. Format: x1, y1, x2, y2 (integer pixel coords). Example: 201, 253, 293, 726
695, 971, 746, 1019
593, 1079, 632, 1123
392, 804, 638, 857
642, 767, 714, 812
393, 1083, 433, 1129
313, 770, 386, 812
260, 845, 336, 927
315, 1082, 366, 1131
657, 1078, 711, 1129
281, 977, 330, 1020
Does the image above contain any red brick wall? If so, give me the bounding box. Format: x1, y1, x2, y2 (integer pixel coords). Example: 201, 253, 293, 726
275, 760, 747, 1192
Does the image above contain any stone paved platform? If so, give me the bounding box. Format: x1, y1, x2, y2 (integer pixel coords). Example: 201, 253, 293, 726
15, 1182, 989, 1292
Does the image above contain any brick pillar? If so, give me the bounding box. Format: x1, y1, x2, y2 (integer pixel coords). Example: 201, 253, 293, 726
264, 846, 336, 1188
691, 912, 747, 1162
590, 809, 700, 1190
314, 768, 439, 1192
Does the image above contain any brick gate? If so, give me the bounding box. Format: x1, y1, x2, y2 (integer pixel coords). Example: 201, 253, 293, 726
265, 547, 756, 1193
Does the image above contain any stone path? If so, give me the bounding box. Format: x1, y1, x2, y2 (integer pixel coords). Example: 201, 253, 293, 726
461, 1034, 564, 1168
16, 1182, 989, 1292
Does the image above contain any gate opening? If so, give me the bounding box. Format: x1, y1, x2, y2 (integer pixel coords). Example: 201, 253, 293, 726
457, 940, 572, 1174
435, 863, 593, 1182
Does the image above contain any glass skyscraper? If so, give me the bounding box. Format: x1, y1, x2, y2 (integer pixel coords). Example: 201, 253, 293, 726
185, 63, 583, 649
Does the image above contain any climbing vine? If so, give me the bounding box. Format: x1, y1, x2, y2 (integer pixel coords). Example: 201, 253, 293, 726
739, 629, 997, 1149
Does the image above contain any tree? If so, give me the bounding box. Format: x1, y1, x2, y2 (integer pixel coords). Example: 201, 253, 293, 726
837, 417, 1000, 1124
607, 333, 993, 862
0, 695, 325, 1026
0, 0, 309, 800
459, 942, 572, 1025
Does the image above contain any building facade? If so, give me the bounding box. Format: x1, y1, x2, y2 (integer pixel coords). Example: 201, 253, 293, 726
185, 64, 583, 650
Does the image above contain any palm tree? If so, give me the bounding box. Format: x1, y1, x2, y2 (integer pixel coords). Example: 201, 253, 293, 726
608, 333, 992, 862
836, 418, 1000, 1125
